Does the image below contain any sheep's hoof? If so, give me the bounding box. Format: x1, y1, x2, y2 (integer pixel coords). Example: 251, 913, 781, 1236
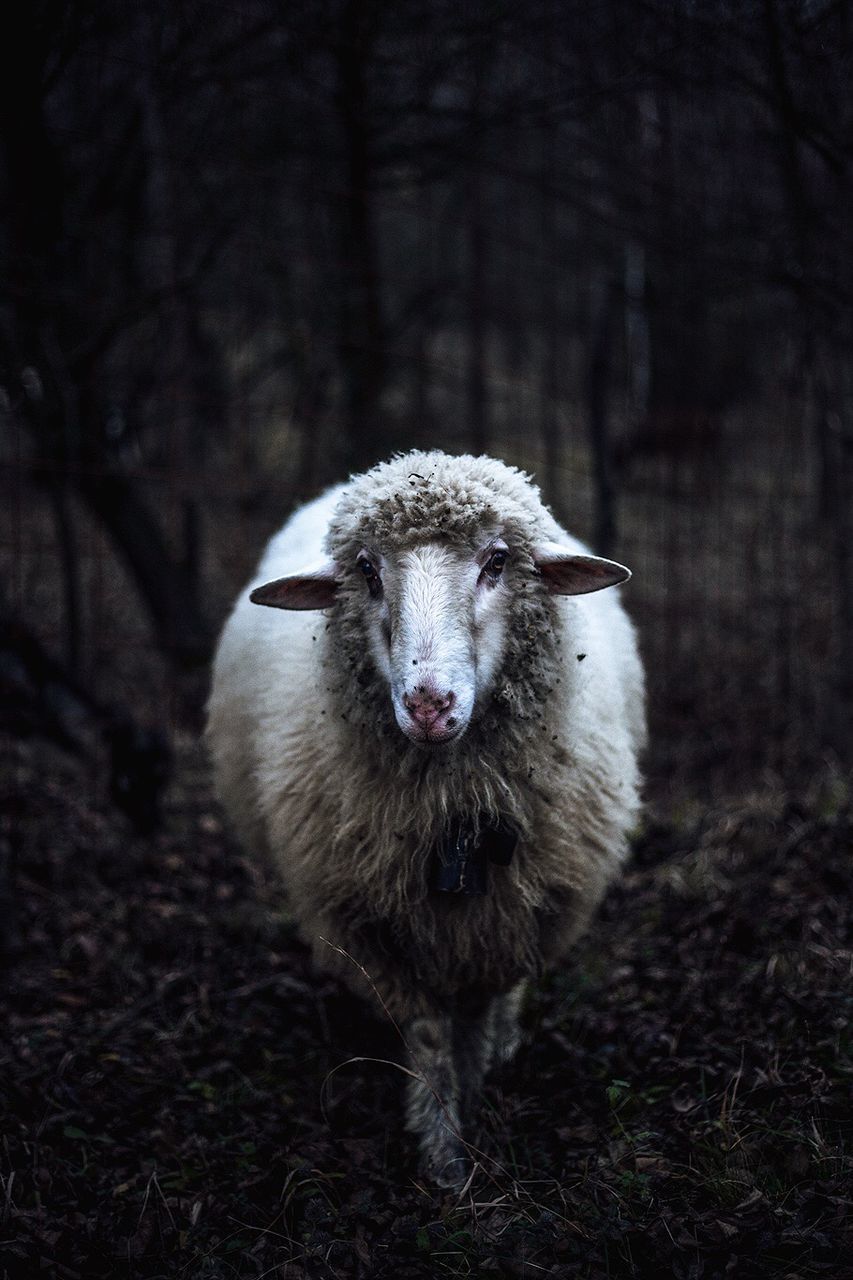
421, 1135, 471, 1191
428, 1151, 472, 1192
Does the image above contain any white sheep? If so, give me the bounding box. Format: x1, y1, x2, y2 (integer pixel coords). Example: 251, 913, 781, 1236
207, 451, 645, 1187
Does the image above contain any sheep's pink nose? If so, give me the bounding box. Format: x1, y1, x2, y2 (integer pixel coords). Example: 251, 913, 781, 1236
403, 686, 455, 727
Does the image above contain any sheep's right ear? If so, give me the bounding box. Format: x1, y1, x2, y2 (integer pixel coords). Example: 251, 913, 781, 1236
533, 543, 631, 595
250, 560, 340, 610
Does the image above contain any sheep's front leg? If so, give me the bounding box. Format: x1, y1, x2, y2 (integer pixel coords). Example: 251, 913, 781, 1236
405, 1015, 468, 1188
453, 1001, 497, 1119
491, 980, 526, 1066
452, 981, 527, 1121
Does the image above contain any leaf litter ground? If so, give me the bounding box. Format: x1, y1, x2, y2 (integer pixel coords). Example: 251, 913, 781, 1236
2, 734, 852, 1278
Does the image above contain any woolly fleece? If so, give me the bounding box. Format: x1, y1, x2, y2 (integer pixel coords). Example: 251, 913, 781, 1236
207, 452, 645, 1019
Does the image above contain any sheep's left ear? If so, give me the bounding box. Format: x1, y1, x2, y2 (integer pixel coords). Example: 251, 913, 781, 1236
249, 559, 340, 610
533, 542, 631, 595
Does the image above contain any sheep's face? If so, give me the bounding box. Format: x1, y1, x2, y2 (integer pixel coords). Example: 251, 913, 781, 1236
250, 523, 631, 750
354, 538, 511, 746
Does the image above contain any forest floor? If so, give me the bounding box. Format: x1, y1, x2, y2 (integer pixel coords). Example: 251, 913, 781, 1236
1, 734, 852, 1280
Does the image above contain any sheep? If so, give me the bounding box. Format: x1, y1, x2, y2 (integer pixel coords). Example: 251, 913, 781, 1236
206, 450, 645, 1188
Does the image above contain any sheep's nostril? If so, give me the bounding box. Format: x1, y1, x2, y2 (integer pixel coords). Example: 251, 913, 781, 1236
403, 687, 455, 724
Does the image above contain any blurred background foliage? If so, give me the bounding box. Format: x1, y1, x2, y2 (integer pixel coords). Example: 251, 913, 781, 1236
1, 0, 851, 803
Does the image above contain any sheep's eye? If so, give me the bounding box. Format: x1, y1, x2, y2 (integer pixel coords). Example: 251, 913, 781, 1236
485, 548, 508, 578
357, 554, 382, 597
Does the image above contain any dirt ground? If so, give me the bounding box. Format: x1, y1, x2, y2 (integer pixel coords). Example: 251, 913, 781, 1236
1, 733, 851, 1279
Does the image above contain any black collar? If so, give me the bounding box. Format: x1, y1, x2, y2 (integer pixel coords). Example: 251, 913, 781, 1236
429, 816, 517, 896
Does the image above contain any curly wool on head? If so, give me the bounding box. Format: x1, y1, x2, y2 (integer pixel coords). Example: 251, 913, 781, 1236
325, 450, 560, 552
325, 451, 565, 740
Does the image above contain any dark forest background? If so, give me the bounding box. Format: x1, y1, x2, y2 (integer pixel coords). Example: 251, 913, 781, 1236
2, 4, 853, 1277
2, 0, 852, 795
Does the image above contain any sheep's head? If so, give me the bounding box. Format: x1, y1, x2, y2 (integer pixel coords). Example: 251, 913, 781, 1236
250, 455, 630, 748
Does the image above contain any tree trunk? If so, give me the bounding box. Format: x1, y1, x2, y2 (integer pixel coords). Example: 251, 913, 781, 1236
466, 153, 488, 456
828, 352, 853, 759
77, 468, 211, 668
587, 276, 617, 557
538, 115, 562, 516
464, 44, 490, 457
336, 0, 387, 470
